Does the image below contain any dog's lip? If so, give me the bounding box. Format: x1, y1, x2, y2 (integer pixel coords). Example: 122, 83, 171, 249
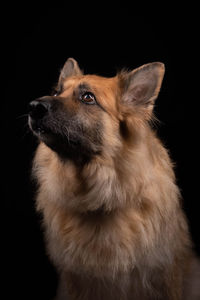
31, 124, 51, 136
34, 126, 46, 134
28, 116, 48, 135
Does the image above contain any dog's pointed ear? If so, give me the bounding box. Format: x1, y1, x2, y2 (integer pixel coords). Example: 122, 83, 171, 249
120, 62, 165, 113
59, 58, 83, 83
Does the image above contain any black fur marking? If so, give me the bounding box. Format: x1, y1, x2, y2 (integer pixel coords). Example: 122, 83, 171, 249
119, 120, 131, 140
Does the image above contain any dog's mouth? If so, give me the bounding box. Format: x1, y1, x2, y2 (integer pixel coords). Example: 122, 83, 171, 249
30, 122, 46, 135
29, 116, 51, 137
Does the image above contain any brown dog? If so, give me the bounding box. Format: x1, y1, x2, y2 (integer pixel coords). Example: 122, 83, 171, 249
28, 58, 199, 299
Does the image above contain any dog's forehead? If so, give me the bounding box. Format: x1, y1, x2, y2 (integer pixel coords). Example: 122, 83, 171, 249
62, 75, 119, 114
63, 74, 117, 90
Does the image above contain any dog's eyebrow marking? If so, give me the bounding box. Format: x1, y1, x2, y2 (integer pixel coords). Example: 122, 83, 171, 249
77, 82, 108, 113
78, 83, 91, 92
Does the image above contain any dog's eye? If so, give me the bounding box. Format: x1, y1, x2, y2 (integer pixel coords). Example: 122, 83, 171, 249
81, 92, 96, 105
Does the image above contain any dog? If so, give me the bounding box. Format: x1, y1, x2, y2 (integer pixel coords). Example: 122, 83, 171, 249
28, 58, 199, 299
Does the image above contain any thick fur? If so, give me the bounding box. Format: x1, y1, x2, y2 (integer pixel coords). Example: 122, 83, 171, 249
30, 58, 199, 299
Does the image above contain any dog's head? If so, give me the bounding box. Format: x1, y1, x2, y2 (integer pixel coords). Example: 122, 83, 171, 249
28, 58, 164, 164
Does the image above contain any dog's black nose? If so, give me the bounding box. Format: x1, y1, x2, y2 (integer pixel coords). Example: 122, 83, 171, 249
29, 99, 51, 120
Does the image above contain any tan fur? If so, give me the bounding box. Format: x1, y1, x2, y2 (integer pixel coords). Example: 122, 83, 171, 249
31, 60, 199, 299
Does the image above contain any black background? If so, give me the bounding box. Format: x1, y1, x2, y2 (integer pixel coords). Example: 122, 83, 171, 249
4, 2, 199, 300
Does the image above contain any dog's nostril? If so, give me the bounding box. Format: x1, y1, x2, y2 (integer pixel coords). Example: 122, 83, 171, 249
29, 100, 50, 119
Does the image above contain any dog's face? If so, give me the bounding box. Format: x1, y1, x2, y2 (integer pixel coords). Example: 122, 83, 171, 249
29, 58, 164, 164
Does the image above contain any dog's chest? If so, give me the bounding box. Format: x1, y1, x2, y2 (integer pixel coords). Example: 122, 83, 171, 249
45, 208, 136, 277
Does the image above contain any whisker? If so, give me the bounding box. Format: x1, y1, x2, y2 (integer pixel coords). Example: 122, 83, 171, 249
62, 124, 71, 145
19, 124, 31, 141
16, 114, 29, 120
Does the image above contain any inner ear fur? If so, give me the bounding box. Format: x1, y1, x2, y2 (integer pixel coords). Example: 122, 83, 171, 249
58, 57, 83, 85
120, 62, 165, 110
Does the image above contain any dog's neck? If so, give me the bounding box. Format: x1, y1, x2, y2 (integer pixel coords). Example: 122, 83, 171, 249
34, 140, 154, 214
